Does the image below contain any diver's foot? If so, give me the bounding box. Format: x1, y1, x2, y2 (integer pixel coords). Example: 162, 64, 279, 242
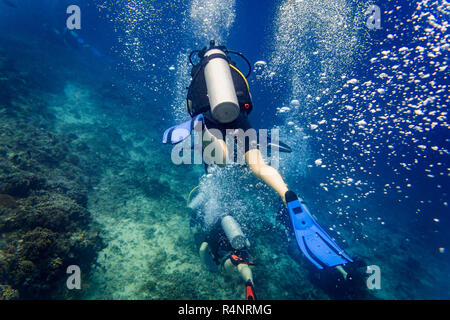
281, 190, 290, 205
336, 265, 349, 280
284, 190, 298, 205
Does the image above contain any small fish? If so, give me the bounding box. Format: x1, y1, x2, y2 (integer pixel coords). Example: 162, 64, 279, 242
2, 0, 17, 8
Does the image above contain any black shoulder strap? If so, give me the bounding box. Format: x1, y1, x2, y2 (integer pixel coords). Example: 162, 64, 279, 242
202, 53, 230, 65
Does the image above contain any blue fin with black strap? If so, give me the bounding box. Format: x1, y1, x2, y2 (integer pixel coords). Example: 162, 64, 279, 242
162, 114, 204, 145
285, 191, 353, 269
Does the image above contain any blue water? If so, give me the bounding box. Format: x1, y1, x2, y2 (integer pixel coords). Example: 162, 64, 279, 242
0, 0, 448, 300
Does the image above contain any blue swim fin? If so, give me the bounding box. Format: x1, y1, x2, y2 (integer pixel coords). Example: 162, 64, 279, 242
265, 137, 292, 154
162, 114, 204, 145
285, 191, 353, 269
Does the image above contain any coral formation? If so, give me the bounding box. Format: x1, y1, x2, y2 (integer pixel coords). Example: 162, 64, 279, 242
0, 37, 104, 299
0, 284, 19, 300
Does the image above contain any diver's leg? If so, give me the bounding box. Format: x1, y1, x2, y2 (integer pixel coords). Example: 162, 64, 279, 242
245, 149, 289, 203
202, 127, 228, 167
199, 241, 220, 272
223, 259, 254, 284
223, 258, 256, 299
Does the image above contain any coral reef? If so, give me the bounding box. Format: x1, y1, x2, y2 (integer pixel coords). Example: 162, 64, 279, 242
0, 123, 103, 298
0, 37, 104, 299
0, 284, 19, 300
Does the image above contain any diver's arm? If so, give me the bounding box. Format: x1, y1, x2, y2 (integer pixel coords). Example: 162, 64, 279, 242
202, 126, 228, 167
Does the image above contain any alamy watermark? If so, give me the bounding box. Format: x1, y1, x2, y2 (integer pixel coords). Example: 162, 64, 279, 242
66, 265, 81, 290
171, 128, 282, 173
365, 5, 382, 30
366, 265, 381, 290
66, 5, 81, 30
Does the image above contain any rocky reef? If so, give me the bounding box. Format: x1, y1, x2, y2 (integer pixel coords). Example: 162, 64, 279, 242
0, 38, 104, 299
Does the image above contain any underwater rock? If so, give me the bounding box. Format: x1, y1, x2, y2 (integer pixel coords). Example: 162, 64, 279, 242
0, 193, 90, 232
66, 154, 80, 166
33, 143, 70, 166
45, 176, 88, 207
0, 189, 102, 298
0, 172, 44, 197
0, 284, 19, 300
0, 194, 17, 209
140, 178, 171, 199
119, 162, 173, 199
0, 223, 103, 298
0, 55, 105, 298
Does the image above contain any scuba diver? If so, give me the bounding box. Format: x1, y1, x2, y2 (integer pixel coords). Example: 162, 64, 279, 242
163, 41, 354, 284
44, 24, 103, 58
187, 190, 256, 300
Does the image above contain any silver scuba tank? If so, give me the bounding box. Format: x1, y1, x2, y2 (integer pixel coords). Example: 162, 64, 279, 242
221, 215, 247, 250
204, 49, 240, 123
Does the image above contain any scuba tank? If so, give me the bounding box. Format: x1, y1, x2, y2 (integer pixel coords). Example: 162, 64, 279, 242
221, 215, 248, 250
204, 48, 240, 123
187, 41, 253, 122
